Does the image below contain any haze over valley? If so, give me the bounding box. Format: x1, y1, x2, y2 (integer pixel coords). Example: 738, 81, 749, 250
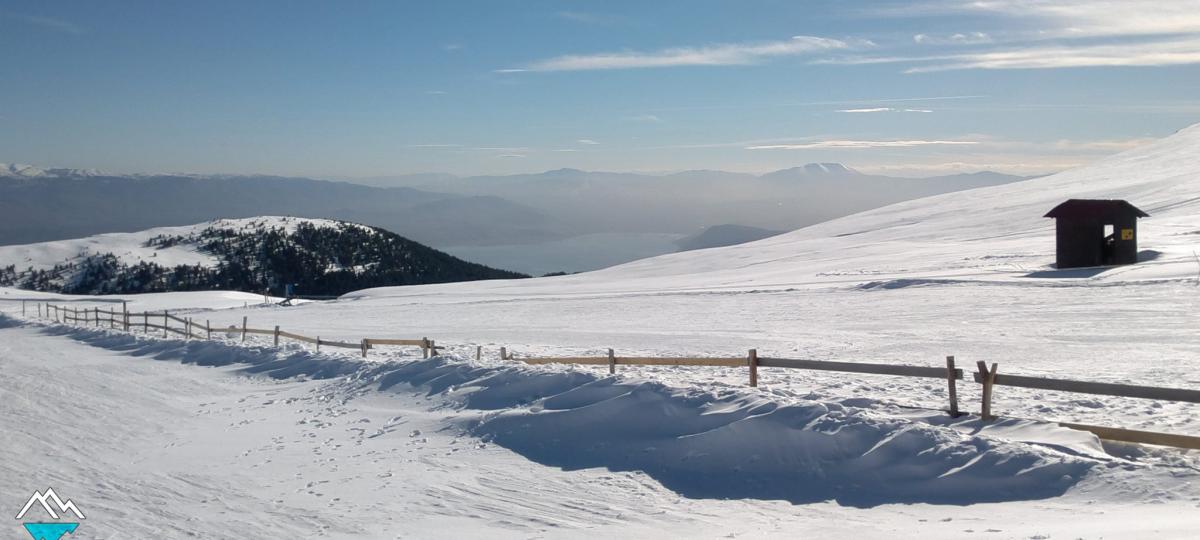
2, 162, 1028, 275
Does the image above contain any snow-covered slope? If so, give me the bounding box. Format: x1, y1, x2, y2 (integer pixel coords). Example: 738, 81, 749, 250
0, 217, 339, 273
0, 216, 524, 294
4, 126, 1200, 538
350, 122, 1200, 301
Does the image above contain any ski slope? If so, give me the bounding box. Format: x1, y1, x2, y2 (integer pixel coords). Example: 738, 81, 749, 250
4, 124, 1200, 537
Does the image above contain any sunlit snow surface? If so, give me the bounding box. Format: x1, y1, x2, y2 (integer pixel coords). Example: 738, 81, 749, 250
0, 216, 365, 274
5, 125, 1200, 537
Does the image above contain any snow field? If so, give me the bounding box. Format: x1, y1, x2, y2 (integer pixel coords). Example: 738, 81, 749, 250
3, 314, 1198, 538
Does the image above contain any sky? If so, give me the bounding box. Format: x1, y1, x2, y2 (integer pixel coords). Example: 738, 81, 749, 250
2, 0, 1200, 178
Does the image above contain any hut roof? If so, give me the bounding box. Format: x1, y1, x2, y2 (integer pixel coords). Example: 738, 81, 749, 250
1044, 199, 1149, 220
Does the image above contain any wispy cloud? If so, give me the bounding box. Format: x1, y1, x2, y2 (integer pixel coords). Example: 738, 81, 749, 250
577, 139, 600, 145
499, 35, 852, 72
474, 146, 530, 152
903, 37, 1200, 72
937, 0, 1200, 39
498, 154, 526, 158
5, 12, 83, 34
836, 107, 934, 113
408, 144, 462, 148
644, 95, 985, 113
425, 90, 448, 95
746, 140, 978, 150
625, 114, 664, 123
913, 32, 992, 45
851, 1, 1200, 71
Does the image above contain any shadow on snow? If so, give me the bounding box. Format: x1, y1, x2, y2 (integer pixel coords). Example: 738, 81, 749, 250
8, 315, 1095, 508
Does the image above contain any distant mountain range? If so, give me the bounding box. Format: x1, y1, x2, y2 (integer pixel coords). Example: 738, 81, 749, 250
0, 217, 527, 295
0, 161, 1033, 274
0, 166, 557, 247
343, 165, 1030, 236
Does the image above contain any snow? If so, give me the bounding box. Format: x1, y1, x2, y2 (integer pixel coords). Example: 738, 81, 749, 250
0, 286, 285, 311
0, 162, 106, 178
0, 216, 366, 275
6, 124, 1200, 536
2, 317, 1196, 538
350, 122, 1200, 301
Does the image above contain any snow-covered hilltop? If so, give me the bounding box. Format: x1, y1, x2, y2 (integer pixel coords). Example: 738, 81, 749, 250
351, 122, 1200, 301
0, 217, 526, 295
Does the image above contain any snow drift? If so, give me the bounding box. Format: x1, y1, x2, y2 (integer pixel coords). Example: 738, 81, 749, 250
21, 314, 1104, 508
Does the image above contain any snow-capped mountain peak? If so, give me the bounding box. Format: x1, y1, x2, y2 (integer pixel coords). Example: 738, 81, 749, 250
0, 163, 106, 178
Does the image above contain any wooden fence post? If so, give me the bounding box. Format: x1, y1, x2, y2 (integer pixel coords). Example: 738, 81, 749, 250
38, 302, 42, 318
475, 346, 482, 361
144, 311, 149, 333
241, 316, 247, 343
316, 337, 321, 353
274, 326, 280, 346
22, 300, 26, 317
94, 307, 99, 327
122, 302, 129, 331
361, 338, 368, 358
748, 349, 759, 388
946, 355, 961, 417
976, 361, 998, 420
500, 347, 507, 361
608, 348, 616, 375
429, 340, 437, 357
206, 320, 211, 340
162, 311, 168, 337
185, 318, 191, 340
421, 337, 430, 358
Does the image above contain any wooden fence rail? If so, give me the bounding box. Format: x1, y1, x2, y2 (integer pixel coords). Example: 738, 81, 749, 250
759, 357, 963, 380
973, 371, 1200, 403
25, 302, 1200, 450
43, 303, 437, 358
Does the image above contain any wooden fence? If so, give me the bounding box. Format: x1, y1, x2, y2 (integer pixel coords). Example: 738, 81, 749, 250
509, 351, 1200, 450
43, 303, 441, 358
18, 300, 1200, 450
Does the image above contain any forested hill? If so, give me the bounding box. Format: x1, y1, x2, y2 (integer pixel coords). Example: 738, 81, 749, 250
0, 217, 528, 296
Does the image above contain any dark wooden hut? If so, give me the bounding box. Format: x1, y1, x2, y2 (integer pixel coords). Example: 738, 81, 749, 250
1044, 199, 1149, 268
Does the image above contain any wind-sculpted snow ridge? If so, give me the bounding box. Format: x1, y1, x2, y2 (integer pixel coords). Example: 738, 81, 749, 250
26, 315, 1101, 508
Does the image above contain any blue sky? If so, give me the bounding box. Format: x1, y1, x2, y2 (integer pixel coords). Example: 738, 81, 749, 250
3, 0, 1199, 177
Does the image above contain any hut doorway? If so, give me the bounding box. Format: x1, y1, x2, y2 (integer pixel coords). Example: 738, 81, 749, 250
1101, 224, 1115, 265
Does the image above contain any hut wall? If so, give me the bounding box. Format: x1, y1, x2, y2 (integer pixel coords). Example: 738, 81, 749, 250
1055, 220, 1103, 268
1112, 217, 1139, 264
